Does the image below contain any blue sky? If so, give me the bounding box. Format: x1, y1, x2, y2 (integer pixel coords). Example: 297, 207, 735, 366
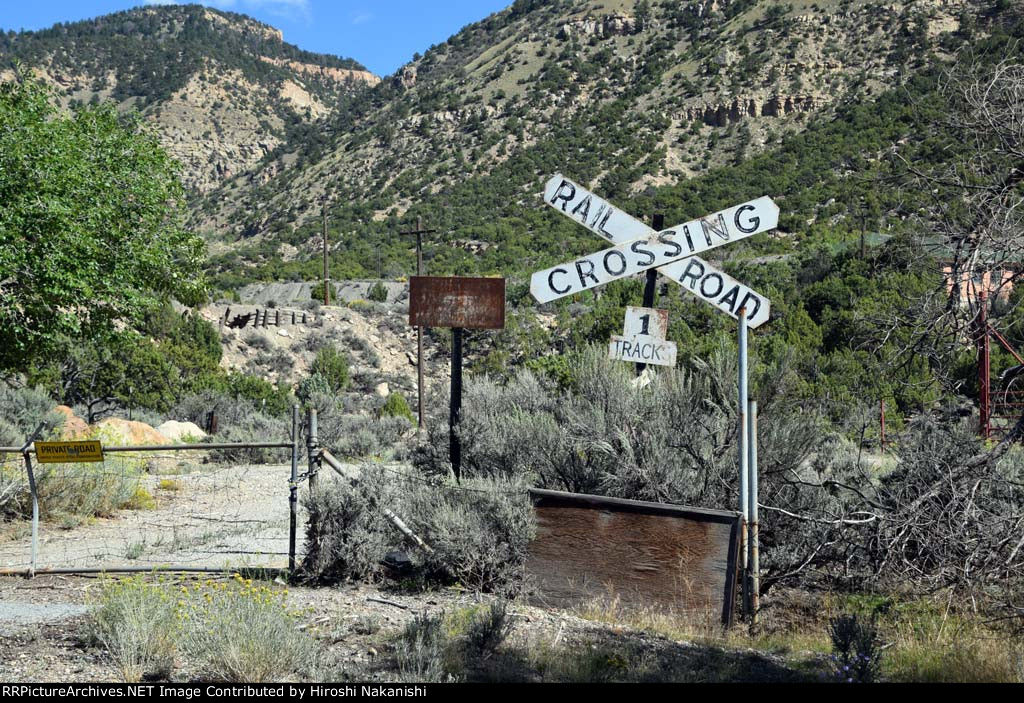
0, 1, 513, 76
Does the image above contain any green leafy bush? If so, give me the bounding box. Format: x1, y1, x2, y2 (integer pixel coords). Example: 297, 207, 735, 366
381, 392, 415, 423
311, 345, 350, 393
367, 281, 389, 302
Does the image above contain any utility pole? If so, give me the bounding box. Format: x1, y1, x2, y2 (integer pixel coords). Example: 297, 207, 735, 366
322, 206, 331, 306
401, 218, 438, 431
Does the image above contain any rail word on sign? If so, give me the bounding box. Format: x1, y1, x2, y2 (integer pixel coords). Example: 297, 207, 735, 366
537, 175, 773, 328
609, 306, 677, 368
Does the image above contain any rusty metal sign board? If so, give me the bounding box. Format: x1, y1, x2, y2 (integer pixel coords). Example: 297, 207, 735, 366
526, 489, 742, 625
409, 277, 506, 330
35, 441, 104, 464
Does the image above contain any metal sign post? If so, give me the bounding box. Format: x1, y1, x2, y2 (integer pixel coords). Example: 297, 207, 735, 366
408, 277, 506, 479
637, 214, 665, 376
738, 307, 750, 620
748, 399, 760, 627
450, 327, 464, 479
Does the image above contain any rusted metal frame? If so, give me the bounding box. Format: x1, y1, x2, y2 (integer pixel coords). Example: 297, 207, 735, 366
527, 488, 741, 523
408, 277, 506, 330
987, 323, 1024, 365
319, 449, 434, 556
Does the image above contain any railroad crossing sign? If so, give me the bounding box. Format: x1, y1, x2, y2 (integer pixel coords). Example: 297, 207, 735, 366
534, 175, 774, 327
609, 306, 677, 367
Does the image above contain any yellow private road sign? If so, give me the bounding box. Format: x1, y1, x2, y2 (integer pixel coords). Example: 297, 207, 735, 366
35, 441, 104, 464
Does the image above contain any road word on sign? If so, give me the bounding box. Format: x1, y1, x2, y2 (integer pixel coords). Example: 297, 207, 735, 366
609, 306, 678, 368
35, 441, 104, 464
537, 175, 774, 327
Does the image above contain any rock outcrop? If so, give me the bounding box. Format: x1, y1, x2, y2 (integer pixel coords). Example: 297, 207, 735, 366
681, 94, 824, 127
559, 13, 639, 40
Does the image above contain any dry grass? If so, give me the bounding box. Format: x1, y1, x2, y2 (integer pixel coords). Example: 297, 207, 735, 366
574, 590, 1024, 683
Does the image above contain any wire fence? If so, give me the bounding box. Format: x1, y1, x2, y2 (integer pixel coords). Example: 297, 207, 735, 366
0, 411, 304, 576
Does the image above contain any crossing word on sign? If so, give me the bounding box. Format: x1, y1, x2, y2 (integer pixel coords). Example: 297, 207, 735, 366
609, 306, 677, 367
537, 175, 774, 328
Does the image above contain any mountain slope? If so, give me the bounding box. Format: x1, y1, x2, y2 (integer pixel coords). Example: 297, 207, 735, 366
0, 4, 378, 192
195, 0, 979, 250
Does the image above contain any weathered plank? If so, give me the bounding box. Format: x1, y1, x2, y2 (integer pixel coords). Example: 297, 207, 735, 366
526, 489, 741, 625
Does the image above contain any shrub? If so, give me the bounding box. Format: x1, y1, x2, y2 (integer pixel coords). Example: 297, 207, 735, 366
182, 575, 314, 682
367, 281, 389, 303
28, 456, 148, 524
311, 345, 349, 393
310, 394, 411, 460
311, 281, 330, 303
302, 467, 534, 594
301, 466, 396, 584
406, 476, 536, 594
296, 374, 332, 405
243, 332, 273, 352
829, 614, 883, 683
394, 612, 452, 683
461, 600, 513, 660
0, 384, 64, 447
381, 393, 415, 423
86, 575, 180, 682
88, 575, 314, 684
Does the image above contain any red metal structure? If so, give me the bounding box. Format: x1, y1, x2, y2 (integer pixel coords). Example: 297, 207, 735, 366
977, 290, 1024, 439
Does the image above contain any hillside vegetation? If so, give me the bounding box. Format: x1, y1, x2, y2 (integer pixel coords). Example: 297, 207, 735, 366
0, 4, 378, 192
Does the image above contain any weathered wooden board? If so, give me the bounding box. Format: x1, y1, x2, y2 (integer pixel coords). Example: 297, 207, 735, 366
409, 276, 506, 330
526, 489, 741, 625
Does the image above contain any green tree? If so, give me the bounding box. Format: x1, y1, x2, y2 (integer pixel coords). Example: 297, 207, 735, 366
0, 72, 205, 374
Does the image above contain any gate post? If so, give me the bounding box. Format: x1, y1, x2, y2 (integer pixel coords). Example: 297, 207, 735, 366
305, 408, 320, 562
288, 404, 299, 574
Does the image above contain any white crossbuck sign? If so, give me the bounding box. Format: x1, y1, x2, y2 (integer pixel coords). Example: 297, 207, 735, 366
530, 175, 776, 328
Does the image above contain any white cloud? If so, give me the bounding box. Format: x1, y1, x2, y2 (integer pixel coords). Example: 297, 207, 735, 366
352, 12, 373, 25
